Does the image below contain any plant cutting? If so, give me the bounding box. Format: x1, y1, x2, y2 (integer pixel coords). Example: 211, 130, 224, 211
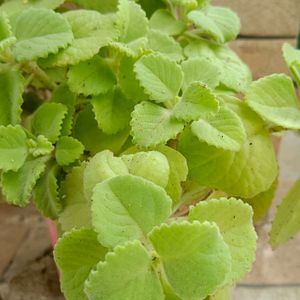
0, 0, 300, 299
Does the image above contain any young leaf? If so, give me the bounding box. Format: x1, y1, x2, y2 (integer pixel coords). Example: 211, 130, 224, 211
54, 228, 107, 300
172, 82, 219, 122
30, 102, 67, 143
0, 69, 24, 126
149, 221, 231, 300
147, 29, 183, 62
282, 43, 300, 86
0, 125, 28, 172
42, 10, 119, 67
12, 8, 73, 61
168, 0, 198, 10
92, 88, 134, 135
189, 198, 257, 284
181, 57, 221, 90
131, 101, 184, 147
245, 74, 300, 130
91, 175, 172, 248
1, 155, 49, 206
270, 178, 300, 249
83, 150, 128, 200
0, 12, 16, 52
191, 106, 246, 151
134, 54, 183, 103
59, 163, 92, 232
85, 241, 164, 300
67, 56, 116, 96
187, 6, 240, 44
121, 151, 170, 188
149, 9, 186, 36
28, 135, 54, 157
33, 162, 61, 219
55, 136, 84, 166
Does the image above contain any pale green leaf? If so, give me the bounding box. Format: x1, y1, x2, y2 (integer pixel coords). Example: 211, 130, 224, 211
245, 74, 300, 130
85, 241, 164, 300
91, 88, 134, 135
83, 150, 129, 200
41, 10, 119, 67
0, 12, 16, 52
208, 287, 232, 300
0, 69, 24, 126
172, 82, 219, 122
109, 37, 148, 58
134, 54, 183, 103
33, 162, 61, 219
188, 6, 240, 44
28, 135, 54, 157
91, 175, 172, 248
191, 106, 246, 151
149, 9, 186, 36
149, 221, 231, 300
147, 29, 183, 62
59, 163, 92, 232
12, 8, 73, 61
67, 56, 116, 96
71, 0, 118, 13
117, 55, 148, 102
270, 178, 300, 249
189, 198, 257, 284
181, 57, 221, 90
282, 43, 300, 86
55, 136, 84, 166
131, 101, 184, 147
0, 125, 28, 172
1, 155, 49, 206
121, 151, 170, 188
179, 101, 278, 198
30, 102, 67, 143
54, 228, 107, 300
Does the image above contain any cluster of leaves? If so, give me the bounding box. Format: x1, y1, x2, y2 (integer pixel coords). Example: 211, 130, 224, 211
0, 0, 300, 299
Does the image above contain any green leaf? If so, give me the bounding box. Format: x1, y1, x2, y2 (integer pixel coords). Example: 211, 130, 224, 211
28, 135, 54, 157
55, 136, 84, 166
282, 43, 300, 86
245, 74, 300, 130
156, 145, 188, 203
0, 69, 24, 126
181, 57, 221, 90
134, 54, 183, 103
187, 6, 240, 44
92, 88, 134, 135
1, 155, 49, 206
191, 106, 246, 151
73, 105, 130, 155
59, 163, 92, 232
33, 162, 61, 219
208, 286, 232, 300
121, 151, 170, 188
178, 101, 278, 198
149, 221, 231, 300
0, 12, 16, 52
131, 101, 184, 147
12, 8, 73, 61
91, 175, 172, 248
117, 55, 148, 102
244, 178, 278, 222
147, 29, 183, 62
85, 241, 164, 300
71, 0, 118, 13
30, 102, 67, 143
172, 82, 219, 122
149, 9, 186, 36
54, 228, 107, 300
189, 198, 257, 284
0, 125, 28, 172
270, 178, 300, 249
83, 150, 129, 201
42, 10, 118, 67
67, 56, 116, 96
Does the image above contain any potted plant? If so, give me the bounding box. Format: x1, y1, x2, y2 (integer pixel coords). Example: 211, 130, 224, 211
0, 0, 300, 299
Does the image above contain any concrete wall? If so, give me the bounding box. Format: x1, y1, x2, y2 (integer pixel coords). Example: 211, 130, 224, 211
212, 0, 300, 79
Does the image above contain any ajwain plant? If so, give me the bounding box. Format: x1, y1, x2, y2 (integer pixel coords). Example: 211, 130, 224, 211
0, 0, 300, 299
